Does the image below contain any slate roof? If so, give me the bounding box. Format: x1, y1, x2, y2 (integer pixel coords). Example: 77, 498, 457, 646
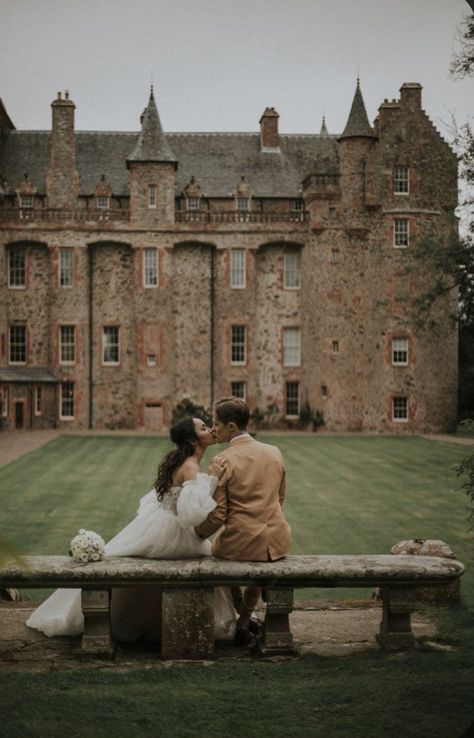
0, 367, 59, 383
0, 130, 340, 198
338, 81, 376, 141
127, 88, 177, 165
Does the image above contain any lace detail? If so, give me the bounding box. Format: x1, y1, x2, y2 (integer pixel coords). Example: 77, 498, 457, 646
160, 486, 181, 515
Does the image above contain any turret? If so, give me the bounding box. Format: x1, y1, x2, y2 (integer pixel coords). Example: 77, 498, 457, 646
46, 91, 80, 208
127, 87, 177, 225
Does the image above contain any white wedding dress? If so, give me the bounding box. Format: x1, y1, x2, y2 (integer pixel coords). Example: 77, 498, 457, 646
26, 473, 236, 641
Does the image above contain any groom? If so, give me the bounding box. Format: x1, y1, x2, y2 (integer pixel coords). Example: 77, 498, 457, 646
194, 397, 291, 644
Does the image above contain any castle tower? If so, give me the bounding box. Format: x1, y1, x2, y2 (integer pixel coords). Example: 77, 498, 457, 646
46, 91, 80, 208
338, 80, 377, 213
127, 87, 177, 225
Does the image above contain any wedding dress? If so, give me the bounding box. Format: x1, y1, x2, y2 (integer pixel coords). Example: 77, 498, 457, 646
26, 473, 236, 641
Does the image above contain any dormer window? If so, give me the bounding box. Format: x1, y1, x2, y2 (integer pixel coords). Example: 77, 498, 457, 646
290, 199, 304, 222
97, 195, 110, 210
237, 197, 250, 212
19, 194, 33, 208
187, 197, 200, 211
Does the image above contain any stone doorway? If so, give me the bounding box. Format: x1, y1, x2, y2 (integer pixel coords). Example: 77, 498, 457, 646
144, 402, 163, 431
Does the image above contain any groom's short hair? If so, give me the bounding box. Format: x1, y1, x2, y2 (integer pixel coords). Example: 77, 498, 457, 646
214, 397, 250, 429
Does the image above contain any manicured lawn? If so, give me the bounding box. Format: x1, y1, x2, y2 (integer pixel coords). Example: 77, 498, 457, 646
0, 434, 473, 738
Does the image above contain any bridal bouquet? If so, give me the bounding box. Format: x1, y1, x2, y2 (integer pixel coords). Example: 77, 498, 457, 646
69, 529, 106, 563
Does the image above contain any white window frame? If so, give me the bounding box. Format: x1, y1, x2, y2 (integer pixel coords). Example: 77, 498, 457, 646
285, 381, 300, 417
148, 184, 157, 209
394, 219, 409, 248
392, 337, 408, 366
187, 197, 200, 211
59, 248, 74, 288
394, 166, 409, 195
102, 326, 120, 365
231, 381, 246, 400
0, 386, 8, 417
19, 194, 33, 208
332, 340, 339, 353
143, 248, 158, 288
283, 252, 301, 289
283, 328, 301, 367
34, 386, 42, 416
9, 325, 27, 365
60, 381, 75, 420
231, 325, 246, 365
392, 396, 408, 422
147, 354, 157, 367
96, 195, 110, 210
8, 248, 26, 289
59, 325, 76, 365
231, 249, 246, 289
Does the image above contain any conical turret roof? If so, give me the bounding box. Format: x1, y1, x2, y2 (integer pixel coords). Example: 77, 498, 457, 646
127, 87, 177, 165
338, 80, 376, 141
320, 115, 328, 135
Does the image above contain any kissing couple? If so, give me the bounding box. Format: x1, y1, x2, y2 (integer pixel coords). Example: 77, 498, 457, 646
27, 397, 292, 647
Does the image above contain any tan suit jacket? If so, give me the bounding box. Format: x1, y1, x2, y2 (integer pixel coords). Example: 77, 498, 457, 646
195, 435, 291, 561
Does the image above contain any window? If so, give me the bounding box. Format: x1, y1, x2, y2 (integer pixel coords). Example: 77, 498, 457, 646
143, 248, 158, 288
332, 340, 339, 353
9, 325, 26, 364
60, 382, 75, 419
231, 249, 246, 288
392, 337, 408, 366
231, 325, 246, 365
321, 384, 328, 398
8, 248, 26, 288
60, 325, 76, 364
394, 166, 409, 194
0, 386, 8, 417
35, 386, 42, 415
290, 199, 304, 221
231, 381, 246, 399
187, 197, 200, 210
19, 194, 33, 208
147, 354, 157, 367
59, 248, 74, 287
284, 252, 301, 289
286, 381, 300, 416
148, 185, 157, 209
331, 249, 339, 263
283, 328, 301, 367
392, 396, 408, 421
96, 195, 110, 209
237, 197, 249, 212
103, 326, 120, 364
394, 219, 409, 248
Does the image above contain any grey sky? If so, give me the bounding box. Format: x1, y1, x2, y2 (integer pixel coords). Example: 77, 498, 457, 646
0, 0, 472, 140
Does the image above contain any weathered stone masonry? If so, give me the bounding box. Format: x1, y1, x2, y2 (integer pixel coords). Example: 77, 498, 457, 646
0, 82, 458, 431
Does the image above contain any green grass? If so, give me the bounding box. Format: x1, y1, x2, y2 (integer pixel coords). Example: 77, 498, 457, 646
0, 434, 473, 737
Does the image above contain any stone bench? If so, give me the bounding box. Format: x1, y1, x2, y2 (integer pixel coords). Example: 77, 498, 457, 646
0, 554, 464, 659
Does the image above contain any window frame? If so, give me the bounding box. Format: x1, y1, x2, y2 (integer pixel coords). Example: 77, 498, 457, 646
148, 184, 157, 209
96, 195, 110, 210
392, 337, 409, 366
230, 249, 246, 289
102, 325, 120, 366
143, 248, 158, 288
187, 197, 200, 211
231, 325, 246, 365
59, 248, 74, 288
8, 248, 26, 289
283, 327, 301, 367
285, 381, 300, 418
393, 218, 409, 248
0, 386, 8, 418
9, 325, 27, 365
231, 381, 246, 400
283, 252, 301, 290
393, 165, 409, 195
392, 396, 408, 422
34, 385, 42, 416
60, 381, 75, 420
59, 325, 76, 365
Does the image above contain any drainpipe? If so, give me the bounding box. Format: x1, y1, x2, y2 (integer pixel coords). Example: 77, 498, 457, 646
210, 246, 216, 407
88, 245, 93, 429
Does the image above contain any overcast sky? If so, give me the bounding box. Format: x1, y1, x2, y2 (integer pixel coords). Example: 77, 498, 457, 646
0, 0, 472, 140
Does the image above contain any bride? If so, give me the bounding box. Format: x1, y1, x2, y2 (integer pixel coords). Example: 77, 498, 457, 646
26, 416, 236, 642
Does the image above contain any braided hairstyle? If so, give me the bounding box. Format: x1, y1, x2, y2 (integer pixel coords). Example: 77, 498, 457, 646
154, 416, 198, 501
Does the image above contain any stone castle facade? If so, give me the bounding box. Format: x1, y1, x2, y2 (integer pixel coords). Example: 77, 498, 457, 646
0, 82, 458, 432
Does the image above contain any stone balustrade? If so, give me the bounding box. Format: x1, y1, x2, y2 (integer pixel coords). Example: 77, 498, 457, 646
0, 208, 130, 223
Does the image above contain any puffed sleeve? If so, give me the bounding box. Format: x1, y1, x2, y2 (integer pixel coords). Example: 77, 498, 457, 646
176, 473, 218, 528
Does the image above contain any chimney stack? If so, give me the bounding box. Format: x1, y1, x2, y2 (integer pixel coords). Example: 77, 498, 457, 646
46, 90, 80, 208
259, 107, 280, 151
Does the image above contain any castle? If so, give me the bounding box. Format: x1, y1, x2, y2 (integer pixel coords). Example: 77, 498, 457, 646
0, 82, 458, 432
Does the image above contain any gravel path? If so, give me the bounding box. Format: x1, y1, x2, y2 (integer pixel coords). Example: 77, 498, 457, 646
0, 430, 61, 468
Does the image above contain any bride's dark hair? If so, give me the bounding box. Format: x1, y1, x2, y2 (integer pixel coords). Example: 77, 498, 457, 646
154, 416, 198, 501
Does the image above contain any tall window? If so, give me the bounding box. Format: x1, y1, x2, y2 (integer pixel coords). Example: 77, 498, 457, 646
59, 248, 74, 287
231, 249, 246, 288
60, 382, 75, 419
35, 386, 42, 415
103, 326, 120, 364
283, 328, 301, 367
394, 219, 409, 248
284, 252, 300, 289
143, 248, 158, 288
9, 325, 26, 364
148, 184, 157, 209
231, 381, 246, 399
290, 199, 304, 221
332, 340, 339, 353
96, 195, 110, 209
393, 166, 409, 194
60, 325, 76, 364
392, 396, 408, 421
237, 197, 250, 222
8, 248, 26, 288
392, 337, 408, 366
231, 325, 246, 365
0, 386, 8, 418
286, 381, 300, 416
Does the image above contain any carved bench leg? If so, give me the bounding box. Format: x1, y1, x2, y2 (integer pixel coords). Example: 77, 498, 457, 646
377, 587, 416, 651
81, 589, 114, 655
260, 588, 296, 656
162, 589, 214, 659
